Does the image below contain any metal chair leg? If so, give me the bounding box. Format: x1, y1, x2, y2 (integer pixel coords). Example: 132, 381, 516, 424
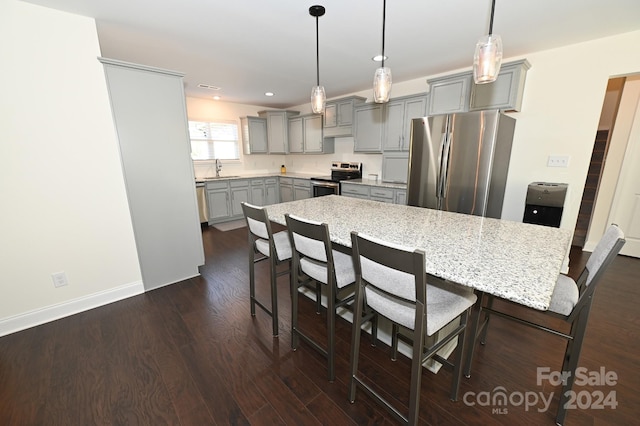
348, 282, 365, 403
269, 255, 278, 337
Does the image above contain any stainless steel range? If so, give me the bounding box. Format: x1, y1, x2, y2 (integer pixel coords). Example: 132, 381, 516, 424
310, 162, 362, 197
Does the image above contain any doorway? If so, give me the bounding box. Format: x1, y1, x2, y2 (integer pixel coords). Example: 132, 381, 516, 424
573, 78, 624, 247
576, 74, 640, 258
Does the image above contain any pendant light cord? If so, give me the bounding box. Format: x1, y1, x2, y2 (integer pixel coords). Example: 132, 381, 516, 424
315, 16, 320, 86
488, 0, 496, 36
381, 0, 386, 68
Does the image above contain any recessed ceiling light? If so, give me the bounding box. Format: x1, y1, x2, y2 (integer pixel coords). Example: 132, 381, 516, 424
213, 95, 221, 100
198, 83, 221, 90
372, 55, 388, 62
265, 92, 275, 97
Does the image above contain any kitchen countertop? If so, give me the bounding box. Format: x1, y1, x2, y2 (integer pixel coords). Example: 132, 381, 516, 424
196, 174, 407, 190
266, 195, 571, 311
195, 172, 317, 184
343, 178, 407, 189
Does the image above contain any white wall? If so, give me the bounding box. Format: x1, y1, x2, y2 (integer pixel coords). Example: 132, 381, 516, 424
282, 31, 640, 241
501, 31, 640, 238
0, 1, 142, 335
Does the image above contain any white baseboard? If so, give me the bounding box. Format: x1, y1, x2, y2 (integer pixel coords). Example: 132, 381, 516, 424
0, 281, 144, 337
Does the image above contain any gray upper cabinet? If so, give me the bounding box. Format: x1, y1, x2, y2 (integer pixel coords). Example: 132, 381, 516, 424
303, 114, 332, 153
469, 59, 531, 112
287, 114, 334, 154
323, 96, 366, 137
427, 71, 472, 115
382, 152, 409, 184
241, 116, 268, 154
258, 110, 299, 154
383, 93, 428, 151
427, 59, 530, 115
288, 116, 304, 153
354, 103, 384, 153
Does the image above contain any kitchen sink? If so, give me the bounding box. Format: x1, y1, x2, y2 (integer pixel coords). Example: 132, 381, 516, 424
203, 175, 239, 179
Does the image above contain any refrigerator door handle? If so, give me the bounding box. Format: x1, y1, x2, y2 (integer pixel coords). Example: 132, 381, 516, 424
437, 131, 452, 209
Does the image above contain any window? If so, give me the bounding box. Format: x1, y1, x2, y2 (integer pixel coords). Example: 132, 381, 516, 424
188, 120, 240, 160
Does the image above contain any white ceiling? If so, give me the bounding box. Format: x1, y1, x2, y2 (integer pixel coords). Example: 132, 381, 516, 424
24, 0, 640, 108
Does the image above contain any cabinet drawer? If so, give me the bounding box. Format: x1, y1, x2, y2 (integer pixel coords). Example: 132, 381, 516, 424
341, 185, 369, 196
280, 177, 293, 185
293, 179, 310, 188
205, 181, 228, 190
370, 187, 394, 199
265, 178, 277, 184
250, 179, 264, 186
230, 179, 249, 188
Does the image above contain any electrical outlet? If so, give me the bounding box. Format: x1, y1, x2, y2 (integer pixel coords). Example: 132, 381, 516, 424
547, 155, 570, 167
52, 271, 68, 288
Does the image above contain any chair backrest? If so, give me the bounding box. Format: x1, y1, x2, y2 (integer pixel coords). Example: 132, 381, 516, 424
584, 224, 626, 287
351, 231, 426, 329
241, 202, 272, 238
285, 213, 332, 264
569, 224, 625, 321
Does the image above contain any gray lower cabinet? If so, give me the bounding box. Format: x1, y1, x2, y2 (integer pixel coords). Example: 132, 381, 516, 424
341, 183, 369, 200
207, 180, 246, 224
230, 180, 250, 216
241, 116, 268, 154
293, 178, 311, 200
369, 187, 395, 203
280, 177, 294, 202
250, 179, 266, 206
354, 103, 384, 153
265, 178, 279, 205
206, 181, 231, 222
341, 182, 406, 205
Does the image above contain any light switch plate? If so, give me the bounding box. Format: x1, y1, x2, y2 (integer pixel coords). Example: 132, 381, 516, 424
547, 155, 570, 167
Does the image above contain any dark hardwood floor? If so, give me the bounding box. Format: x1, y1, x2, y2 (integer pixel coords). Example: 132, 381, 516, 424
1, 224, 638, 425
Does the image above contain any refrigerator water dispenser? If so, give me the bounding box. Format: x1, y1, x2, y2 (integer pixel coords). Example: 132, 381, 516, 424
523, 182, 568, 228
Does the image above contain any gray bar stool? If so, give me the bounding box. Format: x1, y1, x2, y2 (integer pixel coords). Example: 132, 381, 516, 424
241, 202, 292, 337
349, 231, 477, 425
285, 213, 376, 382
464, 224, 625, 425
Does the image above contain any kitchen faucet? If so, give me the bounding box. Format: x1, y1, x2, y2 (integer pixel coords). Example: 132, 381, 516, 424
215, 159, 222, 177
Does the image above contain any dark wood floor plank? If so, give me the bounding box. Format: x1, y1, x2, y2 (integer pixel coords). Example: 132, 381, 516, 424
0, 228, 637, 425
253, 369, 322, 425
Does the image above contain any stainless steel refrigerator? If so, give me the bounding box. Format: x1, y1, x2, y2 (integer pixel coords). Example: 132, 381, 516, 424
406, 110, 515, 219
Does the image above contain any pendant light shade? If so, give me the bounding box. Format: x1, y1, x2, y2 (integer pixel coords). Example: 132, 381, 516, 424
373, 67, 392, 103
373, 0, 392, 103
311, 85, 326, 114
309, 5, 326, 114
473, 0, 503, 84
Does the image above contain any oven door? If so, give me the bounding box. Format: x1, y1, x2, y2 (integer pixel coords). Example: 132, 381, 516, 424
310, 180, 340, 197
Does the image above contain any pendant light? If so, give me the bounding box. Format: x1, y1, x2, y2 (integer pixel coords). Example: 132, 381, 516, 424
473, 0, 503, 84
373, 0, 392, 103
310, 5, 326, 114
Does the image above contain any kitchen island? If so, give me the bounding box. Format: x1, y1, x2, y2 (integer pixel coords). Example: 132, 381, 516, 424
265, 195, 571, 311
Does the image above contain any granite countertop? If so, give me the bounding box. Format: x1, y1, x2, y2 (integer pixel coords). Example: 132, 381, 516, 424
265, 195, 571, 311
196, 173, 407, 189
344, 178, 407, 189
195, 172, 317, 183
